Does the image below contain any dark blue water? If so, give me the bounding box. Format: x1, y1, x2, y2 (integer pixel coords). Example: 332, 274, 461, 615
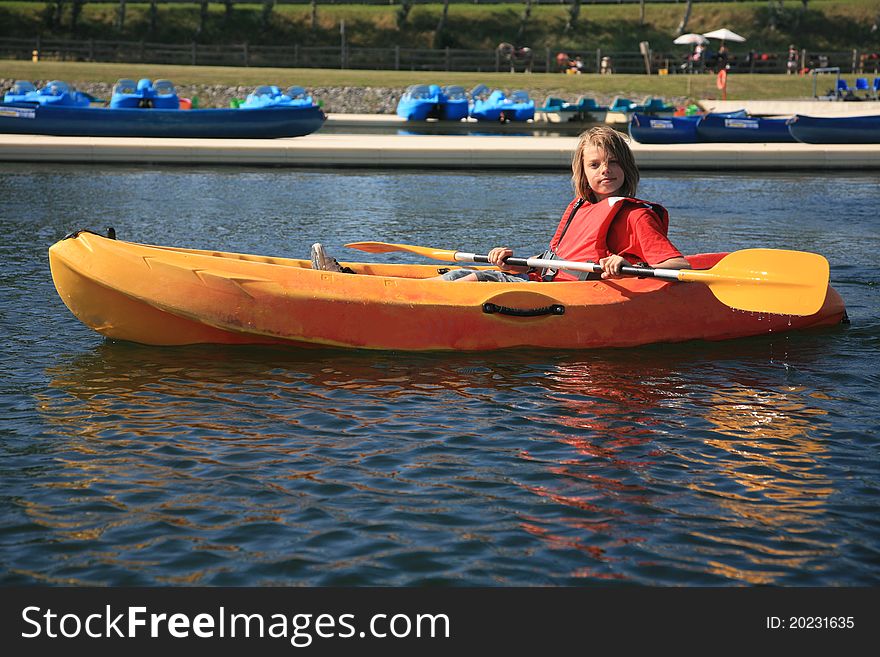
1, 164, 878, 586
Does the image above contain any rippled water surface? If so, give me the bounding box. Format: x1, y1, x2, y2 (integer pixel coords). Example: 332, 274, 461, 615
1, 163, 878, 586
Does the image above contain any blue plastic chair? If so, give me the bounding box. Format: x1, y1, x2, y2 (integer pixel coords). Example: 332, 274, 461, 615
855, 77, 870, 98
873, 77, 880, 99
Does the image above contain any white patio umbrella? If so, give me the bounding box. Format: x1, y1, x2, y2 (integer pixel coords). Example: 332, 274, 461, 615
673, 33, 709, 46
702, 28, 746, 43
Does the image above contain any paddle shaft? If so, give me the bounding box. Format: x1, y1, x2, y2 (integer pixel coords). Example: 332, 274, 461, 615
458, 252, 681, 281
344, 241, 831, 315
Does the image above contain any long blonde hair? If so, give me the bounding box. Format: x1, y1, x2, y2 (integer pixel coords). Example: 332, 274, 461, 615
571, 126, 639, 200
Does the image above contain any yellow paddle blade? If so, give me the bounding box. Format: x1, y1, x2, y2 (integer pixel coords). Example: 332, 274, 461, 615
679, 248, 830, 316
345, 241, 459, 262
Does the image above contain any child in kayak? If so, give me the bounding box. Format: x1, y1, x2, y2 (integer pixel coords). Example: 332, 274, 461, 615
310, 126, 690, 281
437, 125, 691, 282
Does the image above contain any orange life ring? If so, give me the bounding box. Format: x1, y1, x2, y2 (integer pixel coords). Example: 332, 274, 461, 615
716, 69, 728, 90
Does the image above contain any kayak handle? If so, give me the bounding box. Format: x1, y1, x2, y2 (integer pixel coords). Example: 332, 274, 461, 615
482, 302, 565, 317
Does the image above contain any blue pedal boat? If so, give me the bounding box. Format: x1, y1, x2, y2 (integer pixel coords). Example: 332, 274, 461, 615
240, 85, 317, 109
538, 95, 608, 122
396, 84, 468, 121
439, 86, 469, 121
610, 96, 674, 115
4, 80, 93, 107
469, 86, 535, 122
110, 78, 180, 109
0, 78, 325, 138
396, 84, 441, 121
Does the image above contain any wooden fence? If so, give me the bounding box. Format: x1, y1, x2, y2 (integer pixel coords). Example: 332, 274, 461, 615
0, 37, 870, 76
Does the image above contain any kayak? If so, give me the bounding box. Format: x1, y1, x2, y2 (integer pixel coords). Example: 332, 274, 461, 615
49, 231, 846, 351
628, 111, 796, 145
629, 114, 700, 144
695, 114, 796, 143
788, 114, 880, 144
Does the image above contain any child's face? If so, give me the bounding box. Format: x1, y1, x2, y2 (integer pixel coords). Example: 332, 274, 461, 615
583, 145, 624, 200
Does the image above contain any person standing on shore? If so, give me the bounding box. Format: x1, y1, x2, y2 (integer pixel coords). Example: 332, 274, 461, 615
787, 45, 800, 74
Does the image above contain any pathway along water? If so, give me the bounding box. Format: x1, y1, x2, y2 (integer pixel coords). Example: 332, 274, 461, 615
1, 164, 877, 586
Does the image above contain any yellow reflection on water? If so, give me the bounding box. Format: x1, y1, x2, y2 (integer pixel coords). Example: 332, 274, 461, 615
682, 385, 834, 583
515, 357, 837, 584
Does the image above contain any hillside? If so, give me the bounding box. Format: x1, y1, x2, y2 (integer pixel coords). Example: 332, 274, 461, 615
1, 1, 878, 53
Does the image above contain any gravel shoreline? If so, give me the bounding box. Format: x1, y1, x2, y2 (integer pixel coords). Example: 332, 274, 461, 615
2, 79, 686, 113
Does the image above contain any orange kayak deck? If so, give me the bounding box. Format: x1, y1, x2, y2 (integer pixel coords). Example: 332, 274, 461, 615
49, 232, 847, 351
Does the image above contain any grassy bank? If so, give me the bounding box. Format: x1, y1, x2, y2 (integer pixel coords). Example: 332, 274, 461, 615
1, 1, 878, 52
2, 59, 833, 102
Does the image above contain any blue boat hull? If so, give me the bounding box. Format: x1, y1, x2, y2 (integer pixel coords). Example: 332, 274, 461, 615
0, 103, 325, 138
696, 115, 796, 143
629, 114, 699, 144
788, 114, 880, 144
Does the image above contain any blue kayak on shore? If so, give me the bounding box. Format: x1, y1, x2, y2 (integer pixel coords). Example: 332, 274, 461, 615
788, 114, 880, 144
696, 114, 796, 143
629, 110, 797, 144
628, 114, 701, 144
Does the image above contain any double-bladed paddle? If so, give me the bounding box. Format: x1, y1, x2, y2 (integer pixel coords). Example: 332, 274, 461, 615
344, 241, 830, 317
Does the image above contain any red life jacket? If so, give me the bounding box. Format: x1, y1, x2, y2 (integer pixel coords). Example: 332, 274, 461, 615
541, 196, 670, 281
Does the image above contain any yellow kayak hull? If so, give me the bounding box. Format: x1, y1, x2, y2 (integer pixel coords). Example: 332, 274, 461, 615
49, 232, 847, 351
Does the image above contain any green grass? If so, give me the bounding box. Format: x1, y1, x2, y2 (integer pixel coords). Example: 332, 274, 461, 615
1, 59, 830, 102
1, 1, 878, 51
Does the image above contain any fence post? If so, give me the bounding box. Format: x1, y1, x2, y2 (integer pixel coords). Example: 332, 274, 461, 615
445, 46, 450, 71
294, 44, 299, 67
545, 47, 550, 73
340, 20, 346, 69
852, 48, 858, 74
395, 45, 400, 71
596, 48, 601, 74
495, 48, 500, 72
88, 39, 94, 62
191, 41, 197, 66
243, 42, 249, 67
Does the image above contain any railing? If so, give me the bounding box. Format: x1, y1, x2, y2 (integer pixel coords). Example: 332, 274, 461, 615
0, 37, 873, 76
0, 0, 753, 5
